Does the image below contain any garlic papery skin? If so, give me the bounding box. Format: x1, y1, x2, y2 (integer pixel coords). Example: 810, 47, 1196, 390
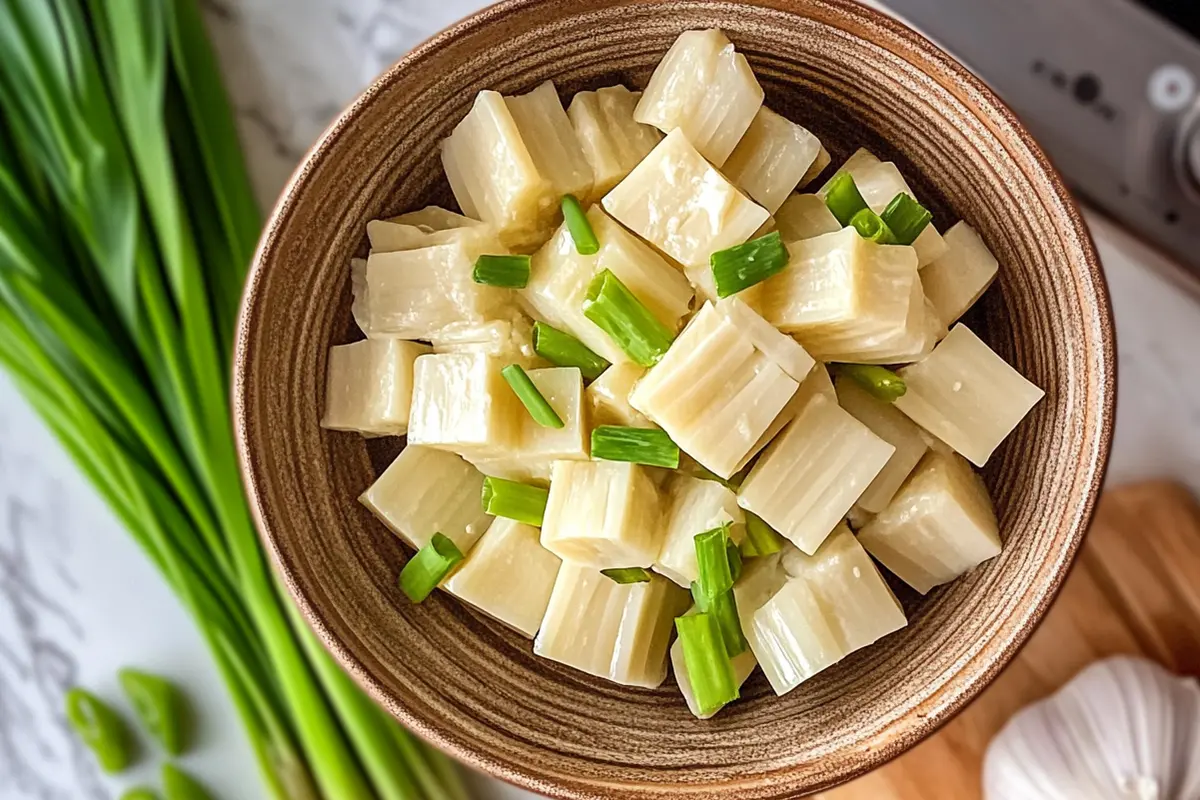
983, 656, 1200, 800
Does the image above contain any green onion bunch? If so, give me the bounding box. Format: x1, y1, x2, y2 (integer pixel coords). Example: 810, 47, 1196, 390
0, 1, 466, 798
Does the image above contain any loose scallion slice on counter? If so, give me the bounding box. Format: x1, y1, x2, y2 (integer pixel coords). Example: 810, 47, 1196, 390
590, 425, 681, 468
600, 567, 654, 584
561, 194, 599, 255
532, 321, 610, 380
824, 171, 870, 226
502, 364, 565, 428
710, 231, 789, 298
399, 533, 464, 603
65, 688, 132, 774
741, 511, 785, 557
880, 192, 933, 246
582, 269, 675, 367
694, 523, 735, 596
472, 254, 531, 288
481, 476, 550, 526
838, 364, 908, 402
675, 613, 740, 716
690, 583, 748, 657
849, 208, 897, 244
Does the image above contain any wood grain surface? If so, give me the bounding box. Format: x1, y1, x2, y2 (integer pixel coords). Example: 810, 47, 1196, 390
821, 481, 1200, 800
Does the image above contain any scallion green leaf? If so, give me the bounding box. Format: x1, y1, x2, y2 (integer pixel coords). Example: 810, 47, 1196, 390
849, 208, 897, 244
741, 511, 784, 557
837, 364, 907, 402
582, 269, 675, 367
689, 583, 748, 657
482, 476, 550, 526
591, 425, 680, 468
694, 524, 735, 597
600, 567, 654, 584
880, 192, 932, 246
726, 538, 743, 584
675, 613, 739, 715
472, 254, 530, 288
501, 363, 565, 428
532, 321, 610, 380
710, 231, 789, 298
561, 194, 599, 255
399, 533, 464, 603
824, 171, 870, 226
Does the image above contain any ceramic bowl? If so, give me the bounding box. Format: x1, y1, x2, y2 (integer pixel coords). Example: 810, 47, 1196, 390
233, 0, 1115, 796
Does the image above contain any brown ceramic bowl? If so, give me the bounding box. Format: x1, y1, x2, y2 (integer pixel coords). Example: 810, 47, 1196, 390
233, 0, 1115, 796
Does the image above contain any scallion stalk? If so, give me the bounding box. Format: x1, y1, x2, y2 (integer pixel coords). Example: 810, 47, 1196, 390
472, 254, 531, 288
561, 195, 599, 255
590, 425, 680, 468
532, 321, 610, 380
689, 584, 748, 658
824, 171, 870, 226
837, 363, 907, 402
501, 364, 565, 428
582, 269, 675, 367
849, 208, 897, 244
880, 193, 932, 245
482, 476, 550, 526
741, 511, 784, 557
694, 524, 735, 596
710, 231, 789, 297
600, 567, 654, 584
674, 613, 739, 715
399, 534, 464, 603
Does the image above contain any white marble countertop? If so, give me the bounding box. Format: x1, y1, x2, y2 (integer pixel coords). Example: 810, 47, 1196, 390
3, 2, 1200, 799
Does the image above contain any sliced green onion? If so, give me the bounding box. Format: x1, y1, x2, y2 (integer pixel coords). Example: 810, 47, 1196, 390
65, 688, 133, 774
582, 269, 675, 367
880, 193, 932, 245
601, 567, 654, 584
726, 538, 743, 584
501, 364, 565, 428
710, 231, 789, 298
532, 322, 610, 380
472, 254, 531, 288
741, 511, 785, 557
689, 583, 748, 657
849, 209, 897, 244
824, 171, 870, 226
694, 523, 735, 597
675, 613, 739, 715
837, 364, 907, 402
591, 425, 680, 468
399, 533, 464, 603
561, 195, 599, 255
481, 476, 550, 526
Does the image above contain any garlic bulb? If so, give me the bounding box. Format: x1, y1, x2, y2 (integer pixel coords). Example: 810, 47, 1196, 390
983, 656, 1200, 800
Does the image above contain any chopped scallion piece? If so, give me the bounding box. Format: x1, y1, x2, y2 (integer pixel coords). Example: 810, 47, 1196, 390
710, 231, 789, 298
399, 533, 464, 603
600, 567, 654, 584
726, 538, 743, 584
694, 523, 735, 597
582, 269, 675, 367
881, 193, 933, 246
689, 583, 748, 657
561, 195, 599, 255
472, 254, 531, 288
591, 425, 680, 468
675, 613, 739, 715
481, 476, 550, 526
824, 171, 870, 226
501, 364, 565, 428
532, 322, 610, 380
837, 364, 907, 402
849, 208, 897, 244
741, 511, 784, 557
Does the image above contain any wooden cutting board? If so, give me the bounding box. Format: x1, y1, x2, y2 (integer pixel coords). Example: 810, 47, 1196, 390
819, 481, 1200, 800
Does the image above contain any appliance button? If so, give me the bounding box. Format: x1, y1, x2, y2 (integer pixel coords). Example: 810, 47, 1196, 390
1149, 64, 1196, 113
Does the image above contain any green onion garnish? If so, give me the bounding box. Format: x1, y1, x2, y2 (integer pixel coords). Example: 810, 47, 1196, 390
675, 613, 740, 715
600, 567, 654, 584
741, 511, 785, 557
501, 364, 565, 428
532, 321, 610, 381
849, 209, 897, 244
561, 195, 599, 255
472, 254, 531, 288
582, 269, 675, 367
690, 582, 748, 657
481, 476, 550, 526
824, 171, 870, 226
590, 425, 680, 468
880, 193, 932, 246
399, 533, 464, 603
694, 523, 735, 597
837, 364, 907, 402
726, 538, 743, 584
711, 231, 789, 298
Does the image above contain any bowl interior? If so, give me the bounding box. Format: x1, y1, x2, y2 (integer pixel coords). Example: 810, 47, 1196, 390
234, 1, 1114, 797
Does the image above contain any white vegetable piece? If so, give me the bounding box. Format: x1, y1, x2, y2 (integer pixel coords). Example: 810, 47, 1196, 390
406, 353, 521, 458
389, 205, 484, 231
774, 193, 841, 242
540, 460, 663, 568
443, 517, 562, 637
800, 145, 831, 187
671, 605, 758, 718
359, 445, 491, 553
321, 339, 430, 436
715, 297, 815, 382
743, 361, 838, 469
505, 80, 594, 204
587, 362, 651, 428
602, 129, 770, 270
738, 393, 895, 554
535, 563, 689, 687
921, 221, 999, 328
634, 29, 764, 166
629, 303, 801, 479
654, 475, 745, 588
468, 367, 589, 484
858, 451, 1000, 594
441, 90, 555, 250
365, 212, 495, 254
750, 567, 844, 695
722, 107, 824, 213
835, 375, 929, 513
819, 148, 949, 266
567, 86, 662, 201
521, 205, 693, 365
426, 315, 543, 369
894, 324, 1045, 467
